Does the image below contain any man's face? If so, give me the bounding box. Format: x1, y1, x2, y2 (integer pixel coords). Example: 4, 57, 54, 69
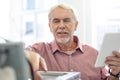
49, 7, 78, 44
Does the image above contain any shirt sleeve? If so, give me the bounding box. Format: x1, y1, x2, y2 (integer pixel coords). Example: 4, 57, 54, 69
101, 66, 110, 80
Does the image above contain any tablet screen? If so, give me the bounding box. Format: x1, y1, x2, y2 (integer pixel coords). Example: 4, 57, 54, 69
95, 33, 120, 67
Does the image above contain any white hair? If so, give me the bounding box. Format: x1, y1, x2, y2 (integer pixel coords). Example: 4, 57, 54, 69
48, 4, 77, 22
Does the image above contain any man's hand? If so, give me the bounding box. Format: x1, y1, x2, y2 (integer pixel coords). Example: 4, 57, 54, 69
25, 50, 47, 80
105, 51, 120, 79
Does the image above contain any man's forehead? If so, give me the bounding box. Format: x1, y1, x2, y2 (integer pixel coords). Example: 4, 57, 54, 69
51, 12, 73, 19
49, 7, 76, 21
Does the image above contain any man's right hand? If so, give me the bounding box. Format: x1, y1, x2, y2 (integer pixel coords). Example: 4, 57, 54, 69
25, 50, 47, 80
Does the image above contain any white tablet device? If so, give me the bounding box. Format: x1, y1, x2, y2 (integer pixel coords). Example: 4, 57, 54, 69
95, 32, 120, 67
39, 71, 80, 80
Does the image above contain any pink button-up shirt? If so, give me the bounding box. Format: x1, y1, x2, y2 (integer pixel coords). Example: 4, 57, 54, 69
26, 36, 108, 80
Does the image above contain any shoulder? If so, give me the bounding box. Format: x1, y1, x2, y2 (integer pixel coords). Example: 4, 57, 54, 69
32, 42, 52, 49
82, 44, 98, 55
32, 42, 50, 47
26, 42, 52, 52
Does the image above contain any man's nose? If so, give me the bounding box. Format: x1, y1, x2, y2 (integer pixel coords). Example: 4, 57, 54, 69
59, 21, 65, 29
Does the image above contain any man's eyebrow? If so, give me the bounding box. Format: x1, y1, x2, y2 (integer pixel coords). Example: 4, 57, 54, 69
52, 18, 70, 20
52, 18, 60, 21
63, 18, 71, 20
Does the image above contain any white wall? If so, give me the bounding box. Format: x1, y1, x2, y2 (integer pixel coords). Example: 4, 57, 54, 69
0, 0, 10, 40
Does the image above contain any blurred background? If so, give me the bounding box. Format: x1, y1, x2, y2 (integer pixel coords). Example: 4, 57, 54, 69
0, 0, 120, 50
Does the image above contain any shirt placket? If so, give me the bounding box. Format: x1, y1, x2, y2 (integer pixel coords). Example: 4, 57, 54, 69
68, 54, 73, 72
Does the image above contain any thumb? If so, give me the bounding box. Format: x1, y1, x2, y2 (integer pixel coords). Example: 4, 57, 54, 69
40, 57, 48, 71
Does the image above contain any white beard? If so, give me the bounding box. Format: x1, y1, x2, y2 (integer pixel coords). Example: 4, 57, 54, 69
56, 37, 70, 44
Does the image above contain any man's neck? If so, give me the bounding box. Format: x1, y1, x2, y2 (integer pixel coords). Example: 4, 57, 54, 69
57, 40, 77, 51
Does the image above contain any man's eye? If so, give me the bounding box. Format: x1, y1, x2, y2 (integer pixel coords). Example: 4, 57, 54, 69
64, 18, 71, 22
53, 20, 60, 23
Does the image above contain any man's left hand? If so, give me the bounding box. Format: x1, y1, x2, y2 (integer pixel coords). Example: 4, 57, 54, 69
105, 51, 120, 75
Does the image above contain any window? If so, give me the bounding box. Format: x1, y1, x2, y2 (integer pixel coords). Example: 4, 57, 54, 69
21, 0, 58, 46
26, 0, 35, 10
92, 0, 120, 49
25, 22, 34, 35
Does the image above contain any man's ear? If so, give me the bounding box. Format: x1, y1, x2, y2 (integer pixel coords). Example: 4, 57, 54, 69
75, 21, 78, 30
49, 23, 52, 32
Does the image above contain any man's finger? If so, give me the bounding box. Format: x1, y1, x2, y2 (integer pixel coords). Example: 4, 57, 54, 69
40, 57, 48, 71
112, 51, 120, 57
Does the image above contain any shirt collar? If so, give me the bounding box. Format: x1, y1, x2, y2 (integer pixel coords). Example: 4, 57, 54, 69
51, 35, 84, 54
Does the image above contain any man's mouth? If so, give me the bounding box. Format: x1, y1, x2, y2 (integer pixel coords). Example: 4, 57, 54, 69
57, 32, 68, 34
